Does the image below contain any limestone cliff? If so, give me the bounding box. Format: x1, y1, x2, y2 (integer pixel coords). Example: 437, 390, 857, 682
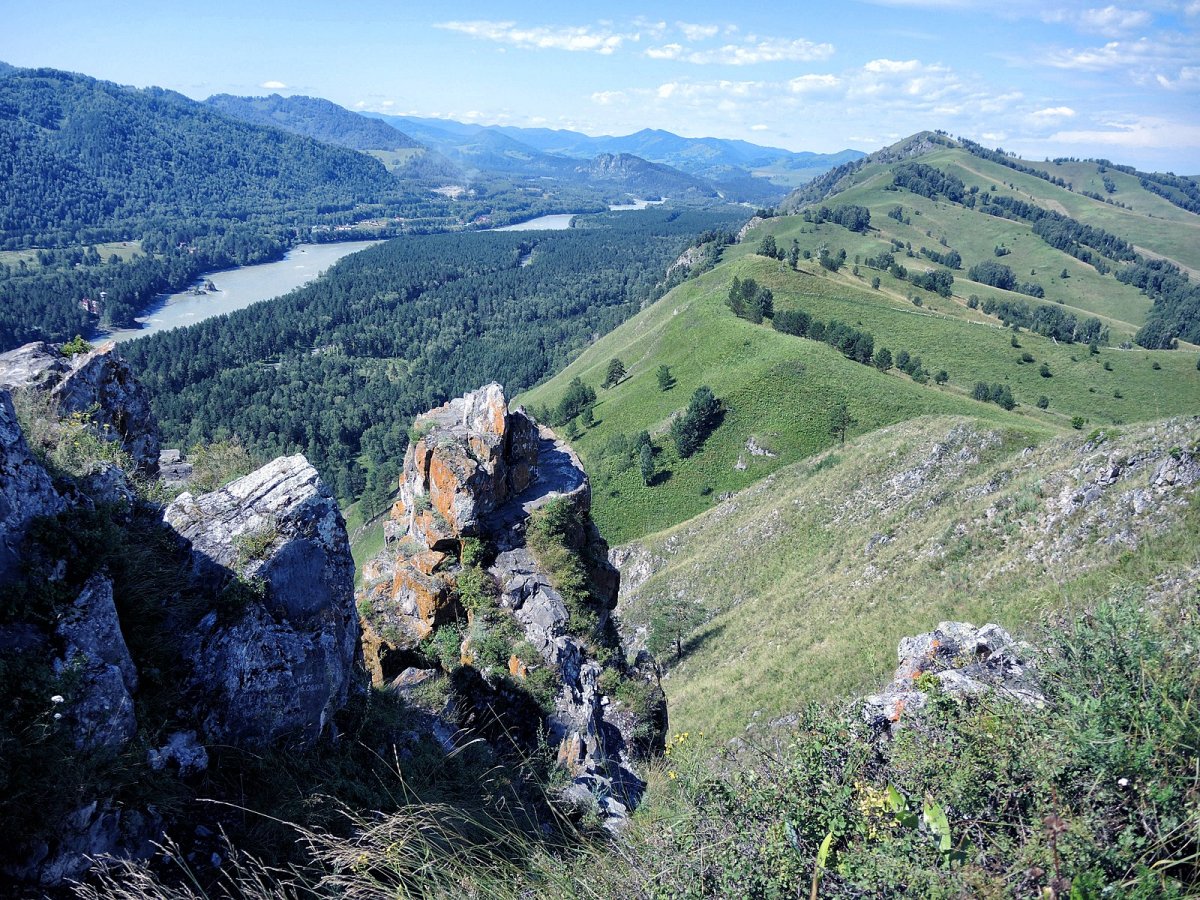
165, 455, 361, 748
360, 384, 665, 824
0, 340, 160, 473
0, 341, 363, 886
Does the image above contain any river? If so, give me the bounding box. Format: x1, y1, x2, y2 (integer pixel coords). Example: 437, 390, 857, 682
100, 201, 666, 341
99, 240, 382, 343
490, 199, 666, 232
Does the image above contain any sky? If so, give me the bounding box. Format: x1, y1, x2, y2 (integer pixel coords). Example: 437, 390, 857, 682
2, 0, 1198, 171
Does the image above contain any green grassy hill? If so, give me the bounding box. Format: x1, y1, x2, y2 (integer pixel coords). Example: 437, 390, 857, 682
612, 414, 1199, 739
519, 233, 1199, 545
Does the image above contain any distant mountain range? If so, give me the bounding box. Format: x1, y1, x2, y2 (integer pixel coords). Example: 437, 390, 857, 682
203, 91, 844, 202
369, 113, 863, 179
364, 112, 864, 201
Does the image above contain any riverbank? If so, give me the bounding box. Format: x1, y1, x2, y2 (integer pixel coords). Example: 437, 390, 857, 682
99, 240, 383, 342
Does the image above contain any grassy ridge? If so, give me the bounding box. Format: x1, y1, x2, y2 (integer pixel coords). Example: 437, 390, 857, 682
521, 236, 1199, 544
519, 266, 1035, 544
614, 415, 1200, 740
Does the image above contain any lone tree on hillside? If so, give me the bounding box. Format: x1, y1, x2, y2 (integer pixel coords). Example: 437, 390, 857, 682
829, 400, 857, 446
638, 442, 655, 485
758, 234, 780, 259
602, 358, 626, 388
656, 364, 675, 391
555, 377, 595, 424
671, 386, 722, 458
647, 596, 707, 662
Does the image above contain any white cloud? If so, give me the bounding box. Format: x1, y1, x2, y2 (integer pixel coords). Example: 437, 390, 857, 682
1048, 115, 1200, 149
787, 74, 841, 92
1041, 5, 1152, 36
1030, 105, 1077, 118
750, 123, 769, 131
260, 80, 287, 90
647, 34, 835, 65
436, 20, 630, 54
1043, 37, 1156, 69
646, 43, 684, 60
681, 37, 835, 65
591, 90, 627, 105
1156, 65, 1200, 88
677, 22, 721, 41
1078, 6, 1152, 36
863, 58, 922, 73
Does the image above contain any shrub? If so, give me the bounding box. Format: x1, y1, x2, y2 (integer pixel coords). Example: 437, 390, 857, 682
60, 335, 93, 357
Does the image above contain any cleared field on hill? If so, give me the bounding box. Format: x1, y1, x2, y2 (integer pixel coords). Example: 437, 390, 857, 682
522, 238, 1200, 544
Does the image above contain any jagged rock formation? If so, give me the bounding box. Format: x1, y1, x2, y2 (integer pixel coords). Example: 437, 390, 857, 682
54, 574, 140, 750
165, 455, 361, 747
0, 389, 64, 584
0, 340, 160, 473
0, 341, 364, 886
861, 621, 1042, 732
360, 384, 665, 825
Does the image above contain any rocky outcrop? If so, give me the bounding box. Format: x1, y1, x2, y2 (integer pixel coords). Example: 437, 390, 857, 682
0, 389, 64, 585
861, 622, 1042, 732
165, 455, 361, 748
51, 342, 160, 473
6, 801, 163, 888
0, 340, 160, 473
0, 340, 71, 391
54, 574, 139, 751
360, 385, 664, 826
391, 382, 540, 544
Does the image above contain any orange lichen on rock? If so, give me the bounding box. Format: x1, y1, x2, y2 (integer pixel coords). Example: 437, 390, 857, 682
411, 549, 447, 577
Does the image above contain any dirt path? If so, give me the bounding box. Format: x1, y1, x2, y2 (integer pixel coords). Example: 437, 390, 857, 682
1133, 245, 1200, 281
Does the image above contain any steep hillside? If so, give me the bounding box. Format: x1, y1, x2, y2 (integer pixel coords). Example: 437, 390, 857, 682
519, 227, 1199, 544
205, 93, 422, 151
612, 414, 1199, 739
0, 67, 410, 247
780, 134, 1200, 347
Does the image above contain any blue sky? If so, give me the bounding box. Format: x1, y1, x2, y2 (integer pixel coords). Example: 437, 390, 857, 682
2, 0, 1197, 170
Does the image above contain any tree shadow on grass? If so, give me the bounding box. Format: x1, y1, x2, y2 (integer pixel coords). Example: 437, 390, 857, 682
678, 622, 726, 664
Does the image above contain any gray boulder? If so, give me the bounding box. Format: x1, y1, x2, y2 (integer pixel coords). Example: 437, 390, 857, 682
53, 574, 139, 751
5, 800, 162, 888
0, 389, 64, 585
50, 342, 160, 474
0, 340, 161, 474
0, 341, 71, 391
165, 455, 361, 747
862, 621, 1042, 731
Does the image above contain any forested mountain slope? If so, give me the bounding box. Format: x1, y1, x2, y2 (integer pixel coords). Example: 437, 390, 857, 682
0, 68, 411, 248
124, 206, 749, 515
205, 93, 422, 151
0, 65, 442, 344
